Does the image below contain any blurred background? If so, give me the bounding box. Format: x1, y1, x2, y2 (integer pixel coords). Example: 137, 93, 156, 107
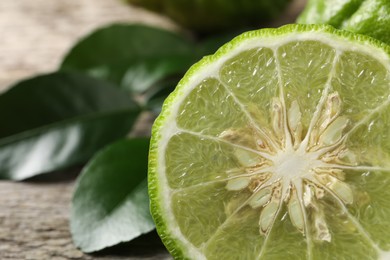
0, 0, 177, 92
0, 0, 305, 92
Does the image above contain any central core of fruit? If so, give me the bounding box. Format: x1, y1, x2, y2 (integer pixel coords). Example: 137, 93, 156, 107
222, 92, 356, 242
273, 149, 318, 179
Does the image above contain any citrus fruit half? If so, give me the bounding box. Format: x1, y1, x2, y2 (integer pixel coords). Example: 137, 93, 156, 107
149, 24, 390, 259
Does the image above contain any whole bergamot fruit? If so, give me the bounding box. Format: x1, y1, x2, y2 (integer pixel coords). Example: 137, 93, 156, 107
127, 0, 291, 33
297, 0, 390, 45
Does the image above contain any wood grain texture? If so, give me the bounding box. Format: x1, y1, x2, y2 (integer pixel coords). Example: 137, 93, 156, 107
0, 0, 176, 92
0, 181, 84, 260
0, 179, 171, 260
0, 0, 306, 259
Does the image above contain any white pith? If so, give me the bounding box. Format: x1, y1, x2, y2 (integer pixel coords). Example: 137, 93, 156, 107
272, 148, 319, 179
153, 31, 390, 259
222, 90, 356, 241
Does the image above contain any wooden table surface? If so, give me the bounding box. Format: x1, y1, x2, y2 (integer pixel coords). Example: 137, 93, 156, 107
0, 0, 306, 259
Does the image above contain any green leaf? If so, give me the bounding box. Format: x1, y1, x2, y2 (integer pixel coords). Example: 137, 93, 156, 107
60, 24, 197, 94
71, 138, 154, 253
144, 77, 179, 113
60, 23, 240, 113
0, 72, 140, 180
119, 55, 194, 94
195, 31, 238, 57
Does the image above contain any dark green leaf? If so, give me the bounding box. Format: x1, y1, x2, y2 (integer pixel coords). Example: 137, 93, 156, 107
119, 55, 193, 94
142, 33, 237, 113
60, 24, 197, 94
0, 72, 140, 180
196, 31, 238, 57
60, 23, 241, 114
144, 78, 179, 113
71, 138, 154, 253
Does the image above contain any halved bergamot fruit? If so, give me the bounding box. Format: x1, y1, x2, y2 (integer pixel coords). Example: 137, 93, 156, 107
149, 24, 390, 259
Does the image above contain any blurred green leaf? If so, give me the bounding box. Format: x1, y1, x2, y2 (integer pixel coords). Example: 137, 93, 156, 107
195, 31, 238, 57
144, 77, 179, 113
71, 138, 154, 253
119, 55, 193, 94
0, 72, 140, 180
126, 0, 290, 33
60, 23, 233, 112
60, 24, 197, 95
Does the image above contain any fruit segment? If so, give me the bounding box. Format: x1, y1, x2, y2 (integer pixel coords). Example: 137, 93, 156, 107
347, 169, 390, 250
258, 205, 308, 260
204, 206, 266, 259
220, 47, 278, 129
309, 191, 379, 259
165, 133, 257, 189
176, 78, 250, 137
171, 181, 252, 248
331, 51, 390, 122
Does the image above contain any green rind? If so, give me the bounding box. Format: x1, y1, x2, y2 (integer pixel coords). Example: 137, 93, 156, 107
297, 0, 390, 45
343, 0, 390, 45
296, 0, 365, 28
127, 0, 290, 32
149, 125, 190, 260
148, 23, 390, 259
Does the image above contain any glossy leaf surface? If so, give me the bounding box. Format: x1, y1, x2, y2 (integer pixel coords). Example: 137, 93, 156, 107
71, 138, 154, 252
0, 72, 140, 180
